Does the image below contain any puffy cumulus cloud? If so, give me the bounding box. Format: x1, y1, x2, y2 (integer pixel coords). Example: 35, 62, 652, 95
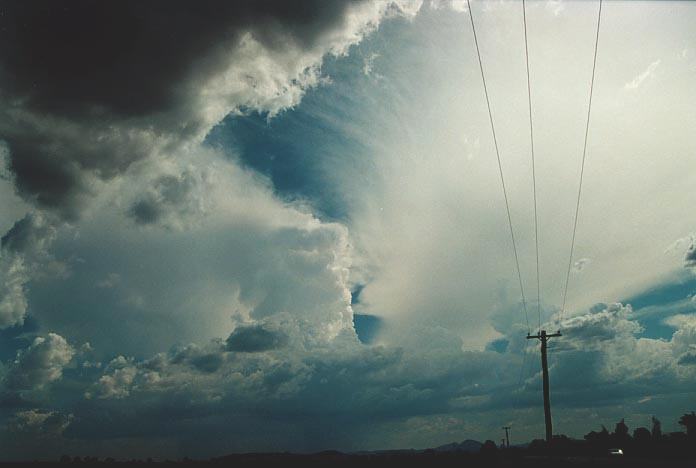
0, 255, 28, 328
67, 330, 510, 455
686, 240, 696, 268
428, 0, 468, 13
0, 0, 423, 346
1, 212, 57, 255
4, 301, 696, 458
0, 409, 75, 461
677, 350, 696, 366
0, 0, 422, 218
3, 0, 696, 458
6, 409, 73, 437
529, 304, 696, 414
87, 340, 309, 404
0, 322, 508, 456
2, 333, 74, 393
0, 212, 65, 328
15, 146, 356, 357
127, 171, 202, 227
669, 315, 696, 366
558, 303, 643, 348
226, 324, 288, 353
87, 356, 139, 400
0, 0, 421, 333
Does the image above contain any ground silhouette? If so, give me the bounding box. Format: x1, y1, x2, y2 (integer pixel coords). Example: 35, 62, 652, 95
3, 411, 696, 467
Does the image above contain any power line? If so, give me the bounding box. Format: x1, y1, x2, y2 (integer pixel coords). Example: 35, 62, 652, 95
559, 0, 603, 327
467, 0, 531, 334
522, 0, 541, 332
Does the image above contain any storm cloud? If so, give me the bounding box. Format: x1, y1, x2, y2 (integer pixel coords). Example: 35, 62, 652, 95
226, 324, 288, 352
2, 0, 696, 461
0, 0, 421, 329
0, 0, 420, 217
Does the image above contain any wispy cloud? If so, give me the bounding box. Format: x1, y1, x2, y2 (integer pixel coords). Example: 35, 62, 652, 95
546, 0, 565, 17
362, 52, 381, 77
573, 258, 591, 272
625, 59, 661, 90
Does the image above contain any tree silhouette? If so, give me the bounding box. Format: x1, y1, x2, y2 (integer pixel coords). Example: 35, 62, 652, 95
480, 440, 498, 455
584, 425, 608, 443
633, 427, 651, 444
678, 411, 696, 437
609, 418, 631, 447
651, 416, 662, 440
614, 418, 629, 438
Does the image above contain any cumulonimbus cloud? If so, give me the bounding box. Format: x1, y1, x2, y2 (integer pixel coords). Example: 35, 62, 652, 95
0, 0, 422, 329
0, 0, 421, 219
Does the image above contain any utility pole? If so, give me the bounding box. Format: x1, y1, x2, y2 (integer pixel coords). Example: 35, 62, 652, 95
502, 426, 511, 448
526, 329, 561, 443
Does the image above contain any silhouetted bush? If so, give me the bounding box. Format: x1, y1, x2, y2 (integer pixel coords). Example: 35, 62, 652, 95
679, 411, 696, 438
480, 440, 497, 455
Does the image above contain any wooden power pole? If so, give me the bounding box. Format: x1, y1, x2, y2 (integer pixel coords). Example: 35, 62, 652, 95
526, 329, 561, 443
502, 426, 511, 448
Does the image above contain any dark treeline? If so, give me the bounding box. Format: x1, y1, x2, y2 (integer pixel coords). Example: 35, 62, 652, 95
523, 410, 696, 460
4, 411, 695, 467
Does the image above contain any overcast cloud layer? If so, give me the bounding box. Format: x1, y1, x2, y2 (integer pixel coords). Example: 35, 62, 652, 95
1, 0, 696, 461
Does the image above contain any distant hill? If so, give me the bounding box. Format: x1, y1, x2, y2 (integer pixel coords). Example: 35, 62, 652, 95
434, 439, 483, 453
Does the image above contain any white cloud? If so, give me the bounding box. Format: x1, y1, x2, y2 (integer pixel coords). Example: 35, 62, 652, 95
625, 59, 661, 90
3, 333, 75, 392
8, 409, 73, 436
573, 258, 591, 272
0, 212, 65, 327
14, 147, 354, 358
363, 52, 381, 77
0, 256, 29, 328
546, 0, 565, 17
0, 1, 422, 221
0, 1, 422, 331
2, 0, 696, 457
87, 356, 138, 400
428, 0, 468, 13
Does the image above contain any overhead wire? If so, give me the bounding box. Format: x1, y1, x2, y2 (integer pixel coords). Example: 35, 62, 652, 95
466, 0, 531, 335
522, 0, 541, 333
559, 0, 603, 329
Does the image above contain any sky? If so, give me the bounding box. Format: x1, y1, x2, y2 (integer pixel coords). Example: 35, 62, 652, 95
1, 0, 696, 460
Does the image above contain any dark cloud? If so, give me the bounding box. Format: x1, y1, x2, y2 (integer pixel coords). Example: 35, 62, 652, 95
128, 200, 162, 225
0, 0, 352, 118
677, 350, 696, 366
127, 173, 196, 225
166, 344, 225, 373
0, 0, 400, 218
2, 130, 143, 220
190, 353, 225, 373
226, 325, 287, 352
0, 0, 414, 330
